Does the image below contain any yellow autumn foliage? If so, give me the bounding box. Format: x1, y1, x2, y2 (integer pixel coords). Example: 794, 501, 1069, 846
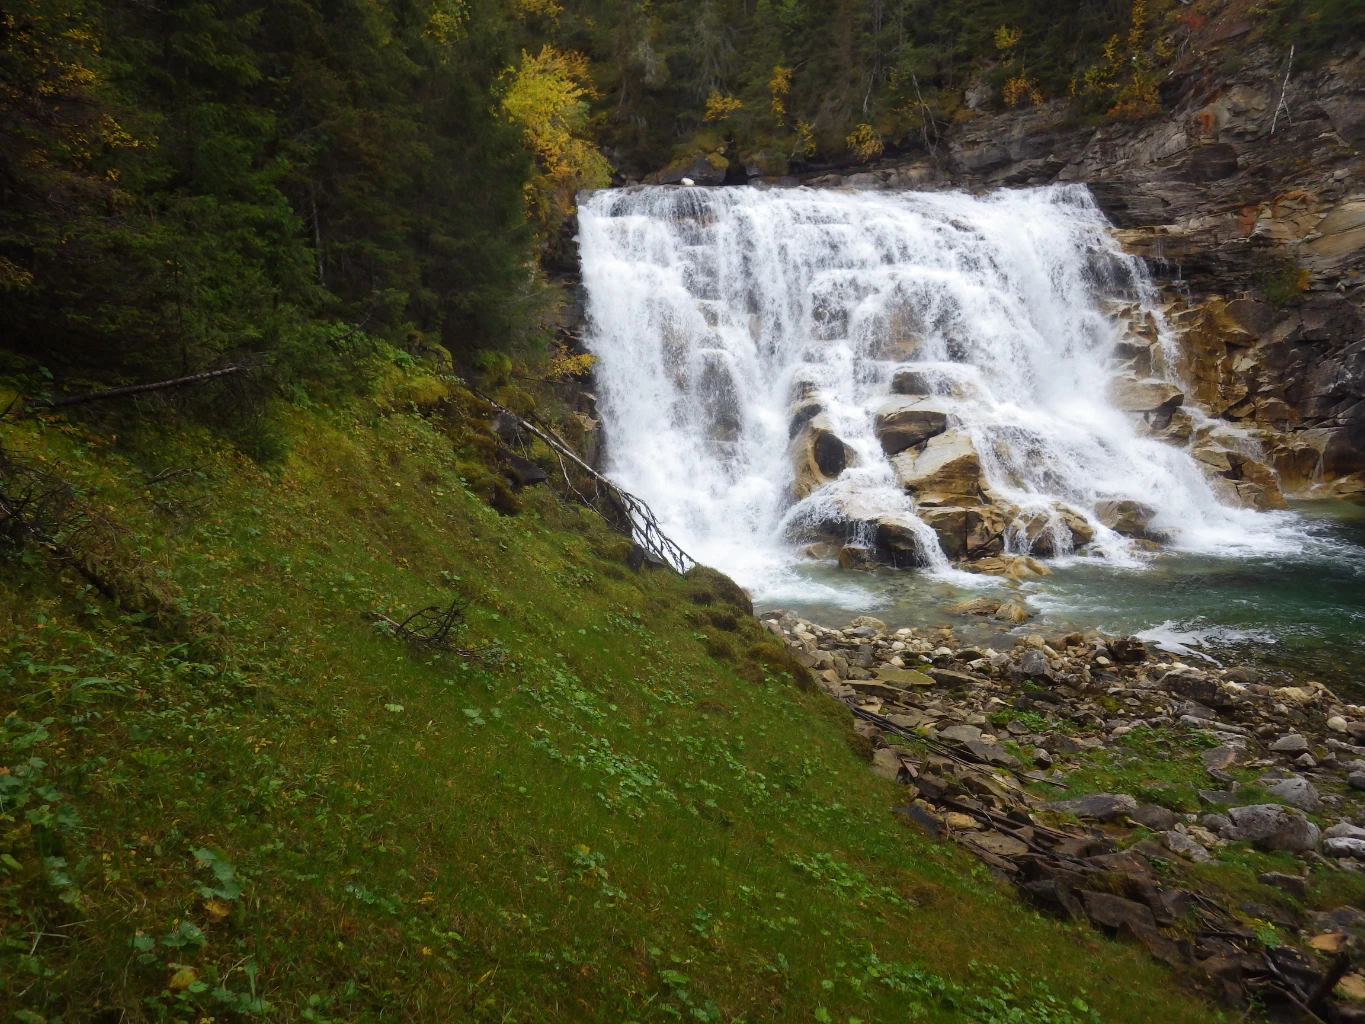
423, 0, 467, 47
515, 0, 562, 18
502, 46, 613, 231
845, 123, 883, 162
546, 342, 596, 380
703, 91, 743, 122
1002, 74, 1043, 107
769, 65, 792, 125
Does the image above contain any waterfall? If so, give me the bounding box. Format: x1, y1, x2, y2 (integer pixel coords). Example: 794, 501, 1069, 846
577, 184, 1299, 606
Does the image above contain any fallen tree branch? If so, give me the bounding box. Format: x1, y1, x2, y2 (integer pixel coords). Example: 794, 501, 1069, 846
468, 388, 696, 575
368, 593, 468, 650
144, 467, 195, 485
30, 364, 245, 410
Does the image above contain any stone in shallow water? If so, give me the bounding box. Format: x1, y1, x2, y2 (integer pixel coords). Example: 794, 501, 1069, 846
947, 596, 1003, 616
994, 600, 1033, 623
848, 615, 886, 631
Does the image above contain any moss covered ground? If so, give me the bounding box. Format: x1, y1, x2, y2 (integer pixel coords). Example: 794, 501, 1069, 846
0, 373, 1223, 1023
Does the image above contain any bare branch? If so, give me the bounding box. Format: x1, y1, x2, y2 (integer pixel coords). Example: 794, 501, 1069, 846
29, 364, 245, 410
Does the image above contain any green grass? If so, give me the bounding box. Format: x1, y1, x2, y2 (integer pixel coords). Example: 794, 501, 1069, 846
1037, 725, 1365, 931
0, 387, 1224, 1022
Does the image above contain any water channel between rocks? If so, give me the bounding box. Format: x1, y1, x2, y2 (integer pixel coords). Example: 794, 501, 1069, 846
577, 185, 1365, 690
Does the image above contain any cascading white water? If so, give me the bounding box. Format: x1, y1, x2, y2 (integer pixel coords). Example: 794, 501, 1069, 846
578, 184, 1300, 606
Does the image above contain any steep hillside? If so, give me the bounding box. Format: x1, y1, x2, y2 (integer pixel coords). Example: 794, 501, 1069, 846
0, 372, 1214, 1022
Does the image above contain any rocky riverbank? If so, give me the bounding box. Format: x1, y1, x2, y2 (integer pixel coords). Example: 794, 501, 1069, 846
764, 605, 1365, 1016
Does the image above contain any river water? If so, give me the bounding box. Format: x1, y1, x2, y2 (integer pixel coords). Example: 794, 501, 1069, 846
578, 185, 1365, 688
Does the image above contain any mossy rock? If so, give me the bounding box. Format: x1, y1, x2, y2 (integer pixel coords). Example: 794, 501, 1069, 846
685, 564, 752, 616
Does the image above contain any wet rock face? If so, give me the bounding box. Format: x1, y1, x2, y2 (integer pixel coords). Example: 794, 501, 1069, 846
873, 397, 950, 455
789, 413, 856, 499
1095, 499, 1157, 539
890, 428, 984, 504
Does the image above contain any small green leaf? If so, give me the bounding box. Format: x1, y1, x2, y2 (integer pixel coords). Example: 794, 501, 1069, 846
384, 703, 404, 713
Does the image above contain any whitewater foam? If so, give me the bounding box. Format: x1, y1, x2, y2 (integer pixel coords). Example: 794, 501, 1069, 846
578, 184, 1305, 603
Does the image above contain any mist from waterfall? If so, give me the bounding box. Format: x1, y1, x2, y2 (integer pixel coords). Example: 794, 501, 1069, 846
577, 184, 1302, 608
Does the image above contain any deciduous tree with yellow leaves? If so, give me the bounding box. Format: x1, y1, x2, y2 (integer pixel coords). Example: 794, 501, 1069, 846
502, 45, 612, 237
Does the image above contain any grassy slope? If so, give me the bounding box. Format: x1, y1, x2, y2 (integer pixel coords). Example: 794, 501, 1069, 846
0, 383, 1219, 1023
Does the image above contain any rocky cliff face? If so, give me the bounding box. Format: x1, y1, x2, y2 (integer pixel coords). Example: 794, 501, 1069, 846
751, 41, 1365, 499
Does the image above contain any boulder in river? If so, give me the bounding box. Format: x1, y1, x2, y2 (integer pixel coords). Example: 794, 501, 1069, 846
1015, 505, 1095, 556
891, 428, 984, 505
790, 413, 856, 499
1108, 376, 1184, 414
917, 505, 1007, 560
1095, 499, 1158, 539
890, 366, 937, 396
872, 512, 932, 568
947, 596, 1003, 616
873, 397, 950, 455
788, 397, 824, 438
